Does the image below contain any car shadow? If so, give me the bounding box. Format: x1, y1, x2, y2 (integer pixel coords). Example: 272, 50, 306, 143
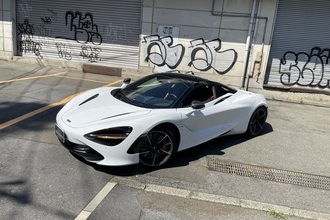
88, 122, 273, 176
170, 122, 274, 168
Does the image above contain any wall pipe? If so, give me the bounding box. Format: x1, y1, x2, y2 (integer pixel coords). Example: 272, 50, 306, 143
212, 0, 251, 17
211, 0, 268, 90
241, 0, 259, 89
246, 9, 269, 91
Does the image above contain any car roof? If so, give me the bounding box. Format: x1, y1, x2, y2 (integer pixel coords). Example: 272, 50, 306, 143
126, 72, 237, 95
153, 72, 213, 84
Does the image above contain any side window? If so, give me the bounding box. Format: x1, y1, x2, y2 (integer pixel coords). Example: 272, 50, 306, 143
181, 85, 214, 107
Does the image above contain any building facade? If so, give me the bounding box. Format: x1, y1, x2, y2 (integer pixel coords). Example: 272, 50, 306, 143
1, 0, 329, 102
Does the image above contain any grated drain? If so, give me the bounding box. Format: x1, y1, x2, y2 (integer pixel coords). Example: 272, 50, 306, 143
207, 157, 330, 190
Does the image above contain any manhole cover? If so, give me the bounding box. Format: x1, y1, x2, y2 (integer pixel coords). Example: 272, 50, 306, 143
207, 157, 330, 190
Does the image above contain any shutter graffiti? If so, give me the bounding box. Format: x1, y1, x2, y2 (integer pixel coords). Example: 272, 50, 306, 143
56, 11, 103, 45
15, 0, 142, 69
56, 43, 72, 61
17, 19, 43, 58
79, 45, 102, 62
279, 47, 330, 88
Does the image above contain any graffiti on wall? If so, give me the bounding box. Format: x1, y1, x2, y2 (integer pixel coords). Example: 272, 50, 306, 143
17, 19, 43, 58
188, 38, 237, 74
80, 45, 102, 62
41, 9, 57, 24
56, 11, 102, 45
35, 9, 55, 43
279, 47, 330, 88
143, 35, 185, 69
17, 19, 34, 39
15, 6, 238, 72
17, 9, 105, 62
143, 35, 237, 74
56, 43, 72, 60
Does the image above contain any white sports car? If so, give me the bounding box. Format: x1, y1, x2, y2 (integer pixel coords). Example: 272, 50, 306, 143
55, 73, 268, 167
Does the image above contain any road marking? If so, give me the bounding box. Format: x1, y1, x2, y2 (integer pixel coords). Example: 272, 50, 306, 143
53, 75, 113, 84
0, 72, 67, 84
0, 94, 75, 130
103, 80, 123, 87
75, 182, 117, 220
0, 80, 122, 130
111, 177, 330, 220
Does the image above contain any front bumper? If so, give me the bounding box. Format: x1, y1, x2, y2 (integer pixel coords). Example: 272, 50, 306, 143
61, 139, 105, 163
56, 124, 103, 162
55, 123, 140, 166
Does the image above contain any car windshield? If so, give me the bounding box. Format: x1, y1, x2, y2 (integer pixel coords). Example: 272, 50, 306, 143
114, 75, 193, 108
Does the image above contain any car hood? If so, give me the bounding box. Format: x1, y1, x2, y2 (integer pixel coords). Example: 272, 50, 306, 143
60, 87, 150, 128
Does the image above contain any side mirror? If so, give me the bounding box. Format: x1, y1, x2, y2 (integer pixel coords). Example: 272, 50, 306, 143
121, 78, 131, 88
185, 101, 205, 116
191, 101, 205, 110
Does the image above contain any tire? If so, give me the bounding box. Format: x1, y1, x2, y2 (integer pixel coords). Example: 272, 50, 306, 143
246, 106, 267, 137
138, 129, 177, 167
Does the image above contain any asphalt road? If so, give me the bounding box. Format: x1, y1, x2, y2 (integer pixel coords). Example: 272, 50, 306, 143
0, 60, 329, 220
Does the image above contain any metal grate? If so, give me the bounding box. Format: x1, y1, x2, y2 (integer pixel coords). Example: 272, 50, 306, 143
207, 157, 330, 190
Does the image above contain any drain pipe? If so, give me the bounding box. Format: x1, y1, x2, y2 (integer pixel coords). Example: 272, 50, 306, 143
241, 0, 259, 90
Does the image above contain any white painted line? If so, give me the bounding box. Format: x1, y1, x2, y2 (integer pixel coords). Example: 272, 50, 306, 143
145, 184, 190, 198
74, 211, 91, 220
239, 199, 330, 220
190, 191, 240, 206
75, 182, 117, 220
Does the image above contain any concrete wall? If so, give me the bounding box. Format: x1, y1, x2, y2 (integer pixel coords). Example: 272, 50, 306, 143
0, 0, 278, 90
0, 0, 14, 59
140, 0, 278, 89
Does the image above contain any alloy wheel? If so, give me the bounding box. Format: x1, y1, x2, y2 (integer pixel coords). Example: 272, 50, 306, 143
139, 130, 175, 167
248, 107, 267, 137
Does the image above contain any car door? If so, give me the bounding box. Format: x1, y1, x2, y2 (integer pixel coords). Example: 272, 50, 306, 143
177, 84, 238, 148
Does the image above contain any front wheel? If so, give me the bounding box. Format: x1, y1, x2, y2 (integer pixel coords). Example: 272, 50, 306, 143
246, 107, 267, 137
138, 129, 177, 167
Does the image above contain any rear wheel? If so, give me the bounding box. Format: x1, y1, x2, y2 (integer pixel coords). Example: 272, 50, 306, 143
139, 129, 177, 167
246, 107, 267, 137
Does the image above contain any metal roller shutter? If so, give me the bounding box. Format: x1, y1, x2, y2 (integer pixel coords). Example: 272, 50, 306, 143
16, 0, 142, 69
265, 0, 330, 91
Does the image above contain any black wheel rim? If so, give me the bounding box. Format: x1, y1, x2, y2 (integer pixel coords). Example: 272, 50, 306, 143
249, 108, 267, 136
139, 131, 174, 167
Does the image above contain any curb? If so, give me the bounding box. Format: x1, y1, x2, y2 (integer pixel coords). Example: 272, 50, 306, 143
111, 177, 330, 220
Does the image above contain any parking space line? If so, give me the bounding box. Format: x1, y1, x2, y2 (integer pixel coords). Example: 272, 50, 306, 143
0, 94, 76, 130
0, 80, 122, 130
53, 75, 113, 84
103, 80, 123, 87
0, 72, 67, 84
74, 182, 117, 220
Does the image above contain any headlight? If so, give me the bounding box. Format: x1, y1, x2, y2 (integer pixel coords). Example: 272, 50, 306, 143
84, 127, 133, 146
